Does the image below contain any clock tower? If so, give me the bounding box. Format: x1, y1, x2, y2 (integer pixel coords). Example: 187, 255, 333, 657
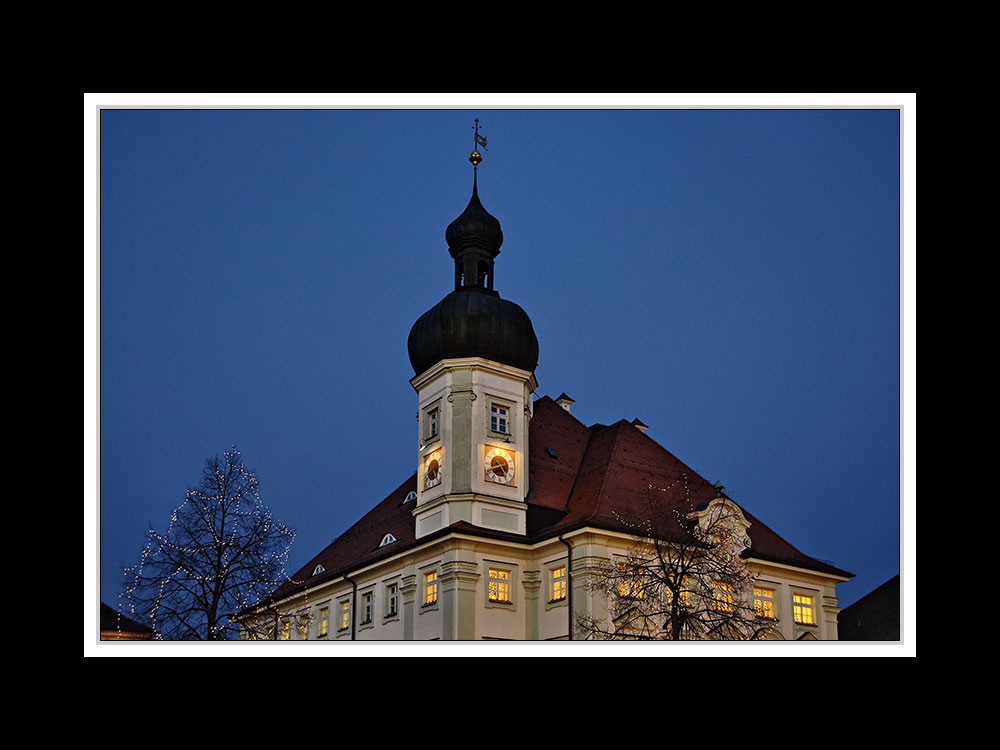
407, 129, 539, 539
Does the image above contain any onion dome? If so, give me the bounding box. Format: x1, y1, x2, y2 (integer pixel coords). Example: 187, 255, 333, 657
408, 287, 539, 376
408, 148, 538, 377
445, 177, 503, 256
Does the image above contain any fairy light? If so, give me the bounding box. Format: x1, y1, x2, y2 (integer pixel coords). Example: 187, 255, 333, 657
118, 445, 296, 641
584, 471, 766, 640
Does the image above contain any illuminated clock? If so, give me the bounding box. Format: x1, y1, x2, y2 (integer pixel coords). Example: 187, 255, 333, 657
484, 446, 515, 485
423, 449, 442, 490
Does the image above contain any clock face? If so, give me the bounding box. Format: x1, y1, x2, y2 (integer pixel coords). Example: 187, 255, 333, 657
424, 450, 442, 490
484, 446, 515, 485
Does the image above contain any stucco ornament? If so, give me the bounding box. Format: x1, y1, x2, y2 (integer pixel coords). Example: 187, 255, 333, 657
688, 497, 752, 557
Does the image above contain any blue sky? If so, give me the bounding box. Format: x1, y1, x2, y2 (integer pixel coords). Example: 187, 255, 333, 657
87, 96, 913, 643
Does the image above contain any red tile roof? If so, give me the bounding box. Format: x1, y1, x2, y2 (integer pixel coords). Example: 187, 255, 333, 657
262, 395, 850, 607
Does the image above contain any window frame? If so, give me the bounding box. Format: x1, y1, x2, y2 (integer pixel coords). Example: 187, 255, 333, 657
711, 580, 735, 613
615, 560, 646, 601
422, 569, 439, 608
792, 591, 817, 626
360, 590, 374, 627
753, 585, 777, 620
487, 395, 516, 442
317, 605, 330, 638
488, 567, 512, 603
338, 598, 351, 633
484, 562, 517, 609
423, 399, 443, 445
549, 564, 567, 603
384, 580, 400, 620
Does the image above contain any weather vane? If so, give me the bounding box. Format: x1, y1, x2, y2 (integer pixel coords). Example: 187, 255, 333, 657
469, 118, 487, 168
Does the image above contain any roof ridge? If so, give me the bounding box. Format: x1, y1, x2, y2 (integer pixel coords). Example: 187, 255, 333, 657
535, 394, 591, 430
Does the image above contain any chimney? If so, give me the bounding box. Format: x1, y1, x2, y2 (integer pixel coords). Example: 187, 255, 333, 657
555, 393, 575, 413
631, 418, 648, 433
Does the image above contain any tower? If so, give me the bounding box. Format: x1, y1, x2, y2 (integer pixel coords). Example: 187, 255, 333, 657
407, 125, 539, 539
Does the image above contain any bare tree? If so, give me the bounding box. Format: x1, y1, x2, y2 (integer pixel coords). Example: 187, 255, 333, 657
237, 607, 314, 641
120, 446, 295, 640
577, 481, 776, 641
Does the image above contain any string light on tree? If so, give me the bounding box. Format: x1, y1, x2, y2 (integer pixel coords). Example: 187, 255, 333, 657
119, 445, 296, 641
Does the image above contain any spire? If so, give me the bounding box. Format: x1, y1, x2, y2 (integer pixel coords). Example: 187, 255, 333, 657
407, 122, 538, 377
446, 119, 502, 291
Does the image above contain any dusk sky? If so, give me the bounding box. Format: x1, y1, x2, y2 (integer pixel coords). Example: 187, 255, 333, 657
87, 95, 913, 647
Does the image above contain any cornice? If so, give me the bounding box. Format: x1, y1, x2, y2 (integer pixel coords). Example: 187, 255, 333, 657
410, 356, 538, 392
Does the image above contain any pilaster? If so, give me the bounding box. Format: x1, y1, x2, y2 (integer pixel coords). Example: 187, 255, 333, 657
400, 572, 417, 641
440, 555, 480, 640
446, 368, 475, 494
522, 569, 542, 640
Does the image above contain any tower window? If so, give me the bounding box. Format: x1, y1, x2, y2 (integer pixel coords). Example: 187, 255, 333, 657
491, 404, 508, 435
423, 403, 442, 444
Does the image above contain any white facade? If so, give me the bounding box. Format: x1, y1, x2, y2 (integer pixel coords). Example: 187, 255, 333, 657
247, 525, 847, 641
411, 357, 537, 540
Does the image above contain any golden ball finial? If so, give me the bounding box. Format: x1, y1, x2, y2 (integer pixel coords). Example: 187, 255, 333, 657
469, 149, 482, 167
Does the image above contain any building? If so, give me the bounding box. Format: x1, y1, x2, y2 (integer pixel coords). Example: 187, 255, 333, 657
237, 144, 852, 642
837, 574, 899, 641
100, 602, 154, 641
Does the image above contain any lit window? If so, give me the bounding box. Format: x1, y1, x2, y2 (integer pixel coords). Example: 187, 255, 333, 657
753, 587, 775, 619
667, 577, 690, 607
361, 592, 373, 625
339, 600, 350, 631
279, 620, 290, 640
318, 606, 329, 637
617, 562, 644, 600
488, 568, 511, 602
793, 593, 815, 625
491, 404, 508, 435
424, 570, 438, 605
550, 565, 567, 602
386, 583, 399, 617
297, 619, 308, 640
711, 580, 734, 612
